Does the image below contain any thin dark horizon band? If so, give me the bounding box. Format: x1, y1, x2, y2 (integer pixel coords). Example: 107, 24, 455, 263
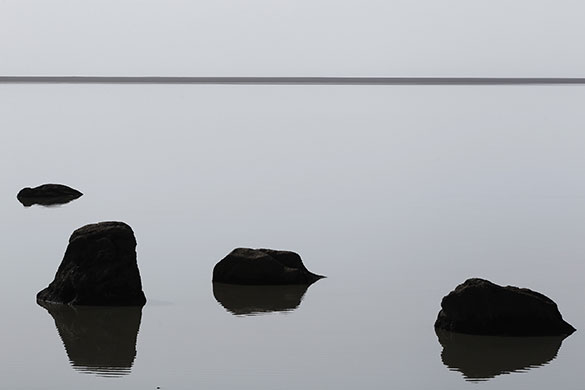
1, 76, 585, 85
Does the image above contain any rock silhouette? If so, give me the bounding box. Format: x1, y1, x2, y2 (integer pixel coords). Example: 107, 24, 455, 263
39, 302, 142, 377
17, 184, 82, 206
435, 278, 575, 336
213, 282, 312, 315
212, 248, 324, 285
37, 221, 147, 306
436, 328, 567, 382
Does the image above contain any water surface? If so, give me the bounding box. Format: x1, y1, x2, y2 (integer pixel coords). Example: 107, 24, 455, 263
1, 83, 584, 389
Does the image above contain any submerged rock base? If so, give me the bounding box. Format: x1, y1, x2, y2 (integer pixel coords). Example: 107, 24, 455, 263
436, 328, 567, 382
39, 301, 142, 377
213, 282, 311, 315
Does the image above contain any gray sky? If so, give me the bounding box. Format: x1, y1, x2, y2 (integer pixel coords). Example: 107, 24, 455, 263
1, 0, 584, 76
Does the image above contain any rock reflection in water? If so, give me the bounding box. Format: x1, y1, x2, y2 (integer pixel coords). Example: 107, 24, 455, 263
213, 283, 312, 316
436, 328, 567, 382
17, 193, 81, 207
39, 302, 142, 377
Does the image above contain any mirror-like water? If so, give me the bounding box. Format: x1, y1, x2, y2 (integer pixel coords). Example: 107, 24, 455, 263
1, 84, 584, 389
39, 303, 142, 378
435, 329, 567, 382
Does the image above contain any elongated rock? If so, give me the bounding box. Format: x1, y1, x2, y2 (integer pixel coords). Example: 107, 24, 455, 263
435, 278, 575, 336
17, 183, 82, 206
37, 221, 146, 306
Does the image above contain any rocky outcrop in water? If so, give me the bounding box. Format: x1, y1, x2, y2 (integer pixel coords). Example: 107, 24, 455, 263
37, 221, 146, 306
212, 248, 324, 285
39, 302, 142, 377
17, 183, 82, 206
435, 278, 575, 336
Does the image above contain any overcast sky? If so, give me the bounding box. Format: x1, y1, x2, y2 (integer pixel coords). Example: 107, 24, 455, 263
1, 0, 584, 76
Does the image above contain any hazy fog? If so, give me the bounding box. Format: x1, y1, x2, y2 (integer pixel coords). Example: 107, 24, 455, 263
1, 0, 584, 76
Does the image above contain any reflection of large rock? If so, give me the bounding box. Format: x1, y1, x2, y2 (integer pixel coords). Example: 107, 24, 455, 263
17, 184, 82, 207
436, 328, 567, 382
39, 302, 142, 377
435, 278, 575, 336
212, 248, 324, 285
213, 282, 312, 315
37, 221, 147, 306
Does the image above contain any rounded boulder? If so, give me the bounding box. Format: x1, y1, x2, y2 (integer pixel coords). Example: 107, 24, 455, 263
435, 278, 575, 336
212, 248, 324, 285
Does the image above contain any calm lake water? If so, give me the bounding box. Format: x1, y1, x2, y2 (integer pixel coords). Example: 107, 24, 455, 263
1, 83, 584, 389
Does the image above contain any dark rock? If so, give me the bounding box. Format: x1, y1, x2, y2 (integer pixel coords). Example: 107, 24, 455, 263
213, 282, 312, 315
17, 183, 82, 207
212, 248, 324, 285
436, 328, 567, 382
37, 221, 147, 306
39, 301, 142, 377
435, 278, 575, 336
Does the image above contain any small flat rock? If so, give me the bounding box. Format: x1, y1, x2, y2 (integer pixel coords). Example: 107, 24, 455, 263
17, 183, 82, 206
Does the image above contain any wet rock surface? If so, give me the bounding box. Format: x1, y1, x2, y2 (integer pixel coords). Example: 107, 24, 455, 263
212, 248, 324, 285
37, 221, 147, 306
435, 278, 575, 336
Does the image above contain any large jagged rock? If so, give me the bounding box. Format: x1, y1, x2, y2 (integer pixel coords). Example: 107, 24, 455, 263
37, 222, 146, 306
212, 248, 324, 285
17, 183, 82, 206
435, 278, 575, 336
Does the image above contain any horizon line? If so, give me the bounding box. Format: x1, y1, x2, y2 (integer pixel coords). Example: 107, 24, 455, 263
1, 76, 585, 85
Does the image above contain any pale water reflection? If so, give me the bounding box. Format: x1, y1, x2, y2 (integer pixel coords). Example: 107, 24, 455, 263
436, 328, 568, 382
39, 303, 142, 377
17, 193, 82, 207
213, 283, 313, 316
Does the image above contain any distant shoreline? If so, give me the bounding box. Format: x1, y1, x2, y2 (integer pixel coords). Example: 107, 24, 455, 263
1, 76, 585, 85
